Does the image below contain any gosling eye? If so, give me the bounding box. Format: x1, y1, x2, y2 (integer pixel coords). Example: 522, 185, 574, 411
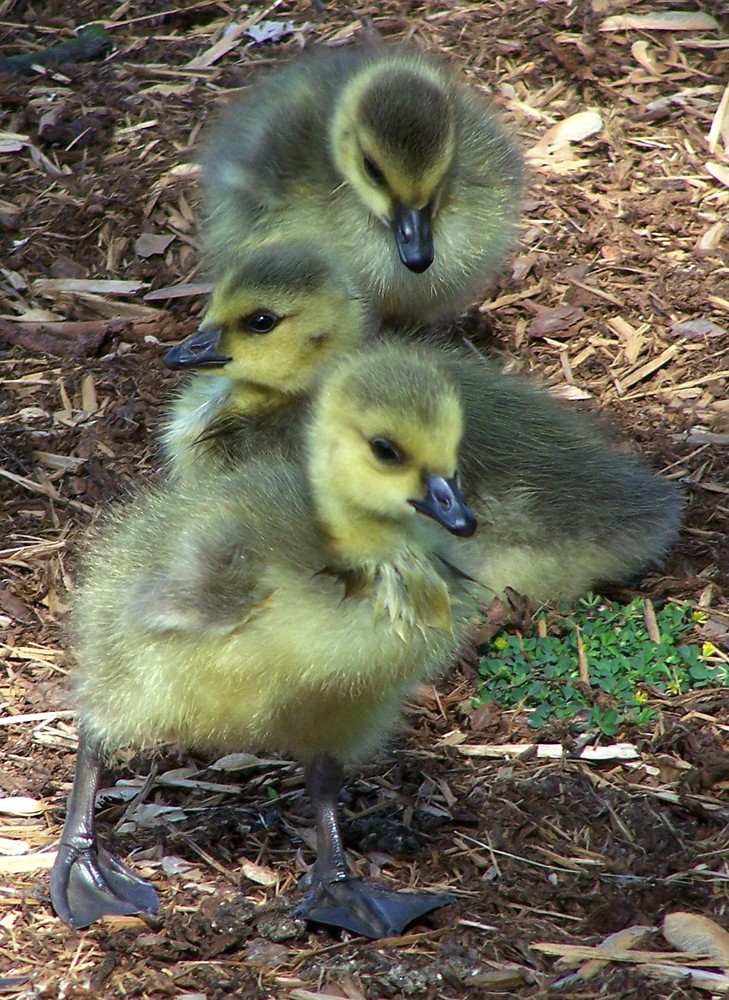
243, 312, 279, 335
363, 154, 386, 187
369, 437, 403, 465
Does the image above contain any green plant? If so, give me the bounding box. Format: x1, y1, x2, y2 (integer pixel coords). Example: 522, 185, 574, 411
475, 596, 727, 735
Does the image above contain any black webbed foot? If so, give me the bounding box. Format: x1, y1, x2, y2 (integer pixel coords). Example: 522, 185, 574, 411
294, 873, 454, 939
51, 839, 159, 929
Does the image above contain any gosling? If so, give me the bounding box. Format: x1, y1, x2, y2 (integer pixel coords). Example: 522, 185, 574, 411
163, 269, 682, 600
162, 239, 374, 480
51, 344, 478, 939
201, 44, 524, 322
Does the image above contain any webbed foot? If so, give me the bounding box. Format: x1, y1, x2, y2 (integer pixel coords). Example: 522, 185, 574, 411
51, 839, 159, 929
294, 873, 453, 939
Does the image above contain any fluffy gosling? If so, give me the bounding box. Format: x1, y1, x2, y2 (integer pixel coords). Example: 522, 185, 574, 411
163, 271, 681, 598
51, 344, 478, 939
162, 240, 374, 479
202, 44, 524, 322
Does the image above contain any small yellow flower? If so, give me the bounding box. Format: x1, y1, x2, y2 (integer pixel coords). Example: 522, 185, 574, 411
494, 635, 509, 651
702, 641, 717, 657
634, 690, 649, 704
693, 610, 708, 623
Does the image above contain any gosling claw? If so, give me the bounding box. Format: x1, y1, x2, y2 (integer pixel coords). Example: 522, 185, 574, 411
51, 840, 159, 930
294, 874, 453, 939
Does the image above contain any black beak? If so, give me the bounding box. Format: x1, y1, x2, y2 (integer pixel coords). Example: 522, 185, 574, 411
409, 475, 476, 538
164, 327, 232, 370
393, 203, 434, 273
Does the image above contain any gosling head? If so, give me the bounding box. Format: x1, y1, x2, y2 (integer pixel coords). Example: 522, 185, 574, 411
330, 57, 457, 274
308, 346, 476, 558
165, 242, 372, 397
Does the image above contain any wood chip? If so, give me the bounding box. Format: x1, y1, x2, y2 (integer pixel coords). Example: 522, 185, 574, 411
600, 12, 720, 32
457, 743, 640, 760
0, 852, 55, 873
566, 926, 656, 978
33, 278, 148, 296
640, 963, 729, 992
534, 942, 726, 965
144, 281, 212, 301
617, 343, 680, 392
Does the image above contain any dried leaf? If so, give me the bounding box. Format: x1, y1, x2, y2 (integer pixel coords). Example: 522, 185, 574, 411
289, 989, 349, 1000
160, 855, 195, 876
0, 796, 44, 816
528, 304, 584, 338
120, 804, 187, 829
239, 857, 278, 887
0, 977, 30, 993
631, 40, 663, 74
663, 912, 729, 966
0, 589, 33, 623
530, 110, 603, 155
706, 162, 729, 188
26, 444, 80, 472
134, 232, 175, 258
0, 837, 29, 855
671, 318, 727, 339
210, 752, 283, 771
708, 81, 729, 156
246, 20, 298, 44
0, 131, 29, 153
695, 222, 725, 255
49, 255, 87, 280
144, 281, 212, 301
601, 12, 720, 32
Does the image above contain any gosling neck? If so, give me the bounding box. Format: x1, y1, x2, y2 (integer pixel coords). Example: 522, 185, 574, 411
319, 497, 414, 570
313, 484, 456, 637
224, 378, 298, 416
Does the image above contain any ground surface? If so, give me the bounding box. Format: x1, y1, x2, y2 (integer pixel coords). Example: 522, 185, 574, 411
0, 1, 728, 998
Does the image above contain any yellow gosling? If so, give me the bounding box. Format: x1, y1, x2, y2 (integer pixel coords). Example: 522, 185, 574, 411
161, 239, 374, 480
51, 343, 478, 939
163, 270, 682, 599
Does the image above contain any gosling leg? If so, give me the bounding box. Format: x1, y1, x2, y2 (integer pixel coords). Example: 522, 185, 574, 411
50, 729, 159, 928
294, 753, 454, 938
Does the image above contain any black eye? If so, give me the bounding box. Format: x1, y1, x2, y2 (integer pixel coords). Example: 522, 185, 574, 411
363, 154, 385, 186
369, 437, 402, 465
243, 312, 278, 334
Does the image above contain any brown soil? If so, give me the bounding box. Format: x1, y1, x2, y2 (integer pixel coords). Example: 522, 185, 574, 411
0, 1, 727, 998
